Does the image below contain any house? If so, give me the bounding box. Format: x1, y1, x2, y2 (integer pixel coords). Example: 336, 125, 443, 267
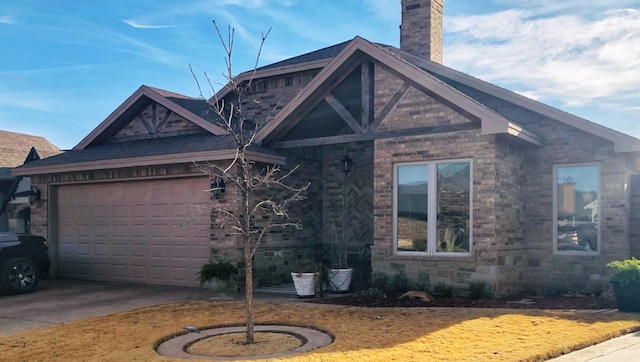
13, 0, 640, 296
0, 130, 61, 233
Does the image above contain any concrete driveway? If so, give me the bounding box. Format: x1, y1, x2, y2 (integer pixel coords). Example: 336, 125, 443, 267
0, 279, 230, 337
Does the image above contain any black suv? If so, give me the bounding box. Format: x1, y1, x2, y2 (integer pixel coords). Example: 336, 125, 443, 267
0, 232, 50, 294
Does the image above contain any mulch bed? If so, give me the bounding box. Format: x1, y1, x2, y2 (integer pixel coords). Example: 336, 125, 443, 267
307, 292, 618, 309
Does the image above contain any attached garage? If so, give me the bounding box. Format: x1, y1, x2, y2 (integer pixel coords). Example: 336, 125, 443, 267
55, 176, 211, 287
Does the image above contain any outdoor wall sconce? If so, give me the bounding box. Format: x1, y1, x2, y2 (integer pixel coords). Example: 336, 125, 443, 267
341, 154, 353, 174
28, 185, 41, 204
211, 177, 226, 199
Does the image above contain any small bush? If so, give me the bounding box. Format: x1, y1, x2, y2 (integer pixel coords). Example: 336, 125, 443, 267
197, 261, 238, 285
469, 281, 489, 299
371, 271, 389, 291
608, 258, 640, 286
358, 287, 387, 302
390, 271, 411, 293
434, 282, 453, 297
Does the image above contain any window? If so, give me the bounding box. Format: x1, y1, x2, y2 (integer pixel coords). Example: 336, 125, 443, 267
394, 160, 472, 255
553, 164, 599, 254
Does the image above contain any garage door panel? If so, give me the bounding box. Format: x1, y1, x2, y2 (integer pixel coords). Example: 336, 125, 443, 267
57, 177, 210, 286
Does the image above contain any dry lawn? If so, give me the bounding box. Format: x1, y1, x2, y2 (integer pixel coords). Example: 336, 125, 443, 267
1, 300, 639, 361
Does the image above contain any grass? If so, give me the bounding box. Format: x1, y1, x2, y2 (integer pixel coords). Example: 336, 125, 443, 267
1, 300, 639, 361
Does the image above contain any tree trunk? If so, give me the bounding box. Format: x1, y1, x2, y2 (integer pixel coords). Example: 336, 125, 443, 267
244, 238, 254, 343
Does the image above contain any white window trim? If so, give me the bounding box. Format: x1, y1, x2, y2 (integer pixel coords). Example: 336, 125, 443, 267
552, 162, 601, 256
393, 159, 473, 257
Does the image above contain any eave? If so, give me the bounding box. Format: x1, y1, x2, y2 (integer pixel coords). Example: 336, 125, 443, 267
11, 150, 286, 176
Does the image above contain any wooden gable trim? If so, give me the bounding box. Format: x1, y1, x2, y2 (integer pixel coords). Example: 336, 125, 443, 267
271, 122, 479, 149
256, 37, 542, 147
361, 61, 374, 131
324, 94, 363, 134
74, 86, 227, 151
370, 81, 411, 131
255, 38, 372, 144
398, 51, 640, 152
257, 54, 366, 143
11, 149, 286, 176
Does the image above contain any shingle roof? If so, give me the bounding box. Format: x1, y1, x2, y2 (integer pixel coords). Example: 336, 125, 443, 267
16, 133, 280, 169
256, 41, 351, 71
0, 130, 61, 167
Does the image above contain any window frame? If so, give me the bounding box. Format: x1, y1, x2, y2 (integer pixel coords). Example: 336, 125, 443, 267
392, 159, 473, 257
552, 162, 601, 256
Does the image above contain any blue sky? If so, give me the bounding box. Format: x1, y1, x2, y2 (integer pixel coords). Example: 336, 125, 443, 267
1, 0, 639, 150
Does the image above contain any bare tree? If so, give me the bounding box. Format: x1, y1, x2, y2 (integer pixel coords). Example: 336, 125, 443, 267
192, 21, 310, 344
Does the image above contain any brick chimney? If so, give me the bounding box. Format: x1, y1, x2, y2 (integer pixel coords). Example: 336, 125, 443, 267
400, 0, 444, 63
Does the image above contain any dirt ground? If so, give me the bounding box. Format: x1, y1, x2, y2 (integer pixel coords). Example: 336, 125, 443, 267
308, 292, 618, 309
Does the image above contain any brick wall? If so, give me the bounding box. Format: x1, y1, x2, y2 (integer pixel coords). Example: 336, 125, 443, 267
372, 129, 513, 295
631, 175, 640, 258
438, 81, 638, 295
238, 70, 319, 127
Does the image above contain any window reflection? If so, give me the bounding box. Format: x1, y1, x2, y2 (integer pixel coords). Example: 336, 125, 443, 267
556, 165, 598, 252
397, 165, 428, 252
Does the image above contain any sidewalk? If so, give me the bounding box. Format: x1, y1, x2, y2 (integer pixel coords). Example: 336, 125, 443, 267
547, 331, 640, 361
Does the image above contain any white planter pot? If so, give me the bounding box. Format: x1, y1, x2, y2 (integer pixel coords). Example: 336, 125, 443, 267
291, 272, 317, 298
328, 268, 353, 292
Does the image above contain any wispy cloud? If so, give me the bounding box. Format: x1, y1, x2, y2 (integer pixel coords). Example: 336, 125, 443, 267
0, 15, 16, 24
444, 7, 640, 108
0, 93, 61, 112
122, 20, 180, 29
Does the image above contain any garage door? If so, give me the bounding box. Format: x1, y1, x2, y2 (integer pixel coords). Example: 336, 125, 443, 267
57, 177, 211, 287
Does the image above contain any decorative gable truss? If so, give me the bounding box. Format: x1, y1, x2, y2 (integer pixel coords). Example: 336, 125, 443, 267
112, 103, 204, 142
74, 85, 227, 150
256, 37, 543, 148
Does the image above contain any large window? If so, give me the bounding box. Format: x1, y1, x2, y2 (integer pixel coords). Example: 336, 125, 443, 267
394, 160, 472, 255
553, 164, 600, 254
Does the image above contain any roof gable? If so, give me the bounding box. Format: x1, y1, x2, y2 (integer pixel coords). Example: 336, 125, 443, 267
255, 36, 541, 147
74, 85, 228, 150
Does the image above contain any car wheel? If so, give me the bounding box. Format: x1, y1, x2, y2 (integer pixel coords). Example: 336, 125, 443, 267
1, 258, 40, 294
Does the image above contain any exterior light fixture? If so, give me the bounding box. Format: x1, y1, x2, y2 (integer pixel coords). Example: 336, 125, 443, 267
28, 185, 41, 204
211, 177, 226, 199
341, 154, 353, 174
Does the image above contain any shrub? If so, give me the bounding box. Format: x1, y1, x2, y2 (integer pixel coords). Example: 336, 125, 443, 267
390, 271, 411, 293
197, 261, 238, 285
358, 287, 387, 302
469, 281, 489, 299
434, 282, 453, 297
371, 271, 389, 291
608, 258, 640, 286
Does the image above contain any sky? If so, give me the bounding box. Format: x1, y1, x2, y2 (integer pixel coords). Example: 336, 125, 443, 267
1, 0, 639, 150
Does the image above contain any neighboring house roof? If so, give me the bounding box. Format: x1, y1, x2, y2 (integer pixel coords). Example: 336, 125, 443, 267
74, 85, 228, 150
0, 130, 61, 167
12, 133, 285, 176
255, 36, 542, 147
